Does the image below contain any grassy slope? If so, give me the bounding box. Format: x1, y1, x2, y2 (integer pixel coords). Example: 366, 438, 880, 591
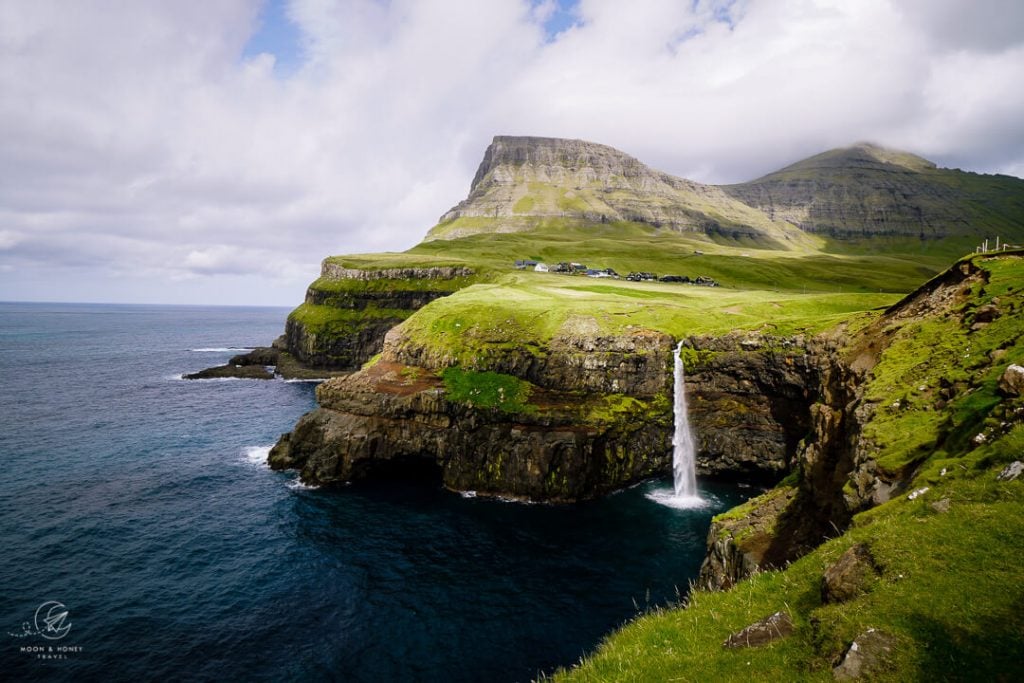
408, 220, 945, 292
554, 470, 1024, 682
382, 219, 965, 366
397, 273, 898, 369
298, 220, 943, 346
729, 146, 1024, 250
554, 254, 1024, 682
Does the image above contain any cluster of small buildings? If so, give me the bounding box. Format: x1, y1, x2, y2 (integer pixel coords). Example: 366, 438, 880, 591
513, 260, 719, 286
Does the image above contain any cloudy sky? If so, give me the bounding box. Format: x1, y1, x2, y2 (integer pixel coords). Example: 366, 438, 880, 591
2, 0, 1023, 305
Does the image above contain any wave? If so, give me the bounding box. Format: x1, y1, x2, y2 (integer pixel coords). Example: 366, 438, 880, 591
189, 347, 254, 353
280, 377, 328, 383
286, 478, 319, 491
242, 445, 273, 469
175, 376, 264, 382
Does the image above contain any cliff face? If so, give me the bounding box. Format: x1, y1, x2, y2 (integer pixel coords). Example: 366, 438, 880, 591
682, 333, 832, 481
270, 315, 837, 501
697, 252, 1024, 591
283, 263, 476, 369
269, 325, 677, 501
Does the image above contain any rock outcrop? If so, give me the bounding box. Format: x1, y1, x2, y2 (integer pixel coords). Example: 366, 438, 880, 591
269, 318, 839, 501
821, 543, 879, 604
697, 254, 1022, 592
183, 344, 349, 381
722, 611, 795, 649
999, 364, 1024, 397
832, 629, 897, 680
283, 263, 476, 370
269, 358, 671, 501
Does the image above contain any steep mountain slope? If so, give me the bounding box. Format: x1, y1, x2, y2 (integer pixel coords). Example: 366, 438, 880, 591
724, 142, 1024, 245
429, 136, 808, 247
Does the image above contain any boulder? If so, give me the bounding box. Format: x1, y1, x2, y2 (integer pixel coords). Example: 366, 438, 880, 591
229, 347, 279, 366
973, 303, 1000, 323
998, 364, 1024, 397
833, 629, 896, 680
722, 611, 794, 649
822, 543, 879, 604
930, 497, 951, 513
997, 461, 1023, 482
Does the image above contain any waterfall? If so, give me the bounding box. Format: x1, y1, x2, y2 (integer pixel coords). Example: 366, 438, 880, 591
644, 341, 705, 509
671, 341, 700, 500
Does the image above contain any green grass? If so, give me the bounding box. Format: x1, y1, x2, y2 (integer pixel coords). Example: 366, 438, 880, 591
556, 461, 1024, 682
288, 302, 411, 335
440, 366, 535, 413
553, 253, 1024, 682
857, 256, 1024, 473
321, 252, 475, 271
307, 273, 479, 295
396, 273, 899, 367
411, 221, 943, 293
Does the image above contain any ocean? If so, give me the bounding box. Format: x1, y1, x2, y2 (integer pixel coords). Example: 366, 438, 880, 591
0, 302, 750, 682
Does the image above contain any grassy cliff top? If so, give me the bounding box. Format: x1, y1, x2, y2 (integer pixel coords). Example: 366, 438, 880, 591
554, 253, 1024, 682
395, 271, 900, 365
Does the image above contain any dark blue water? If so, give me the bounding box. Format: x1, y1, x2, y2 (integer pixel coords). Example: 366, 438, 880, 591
0, 303, 751, 682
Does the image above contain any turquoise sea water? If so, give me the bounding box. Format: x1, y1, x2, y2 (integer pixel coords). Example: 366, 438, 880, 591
0, 302, 751, 681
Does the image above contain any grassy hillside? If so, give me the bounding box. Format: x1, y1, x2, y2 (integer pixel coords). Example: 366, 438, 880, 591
339, 220, 946, 292
725, 143, 1024, 247
396, 272, 898, 369
553, 253, 1024, 682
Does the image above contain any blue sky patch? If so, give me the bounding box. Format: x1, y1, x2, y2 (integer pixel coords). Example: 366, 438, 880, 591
241, 0, 304, 76
534, 0, 581, 41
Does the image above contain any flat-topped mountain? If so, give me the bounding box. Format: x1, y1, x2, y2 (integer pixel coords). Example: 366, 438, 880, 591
431, 135, 804, 245
431, 136, 1024, 248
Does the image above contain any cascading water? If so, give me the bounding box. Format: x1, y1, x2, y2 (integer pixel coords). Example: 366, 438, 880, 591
672, 341, 699, 498
646, 341, 705, 509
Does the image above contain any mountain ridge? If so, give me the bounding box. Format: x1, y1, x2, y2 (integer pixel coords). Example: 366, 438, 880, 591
431, 135, 806, 246
431, 135, 1024, 248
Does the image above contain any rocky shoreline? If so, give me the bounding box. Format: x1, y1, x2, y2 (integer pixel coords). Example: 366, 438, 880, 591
183, 342, 350, 381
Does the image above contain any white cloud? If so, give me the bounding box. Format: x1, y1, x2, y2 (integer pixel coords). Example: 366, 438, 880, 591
1, 0, 1022, 304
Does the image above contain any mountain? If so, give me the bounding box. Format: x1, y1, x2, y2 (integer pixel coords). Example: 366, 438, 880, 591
429, 135, 807, 247
724, 142, 1024, 243
431, 136, 1024, 252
